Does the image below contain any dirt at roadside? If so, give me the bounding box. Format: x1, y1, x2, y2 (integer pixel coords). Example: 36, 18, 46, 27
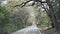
40, 28, 56, 34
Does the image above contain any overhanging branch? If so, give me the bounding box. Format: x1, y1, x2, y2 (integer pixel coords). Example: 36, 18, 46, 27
13, 0, 47, 8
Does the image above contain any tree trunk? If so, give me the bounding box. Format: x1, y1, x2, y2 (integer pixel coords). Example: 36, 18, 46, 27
46, 0, 60, 34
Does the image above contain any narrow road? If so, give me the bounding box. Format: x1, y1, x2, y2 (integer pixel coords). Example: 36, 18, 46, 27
11, 25, 41, 34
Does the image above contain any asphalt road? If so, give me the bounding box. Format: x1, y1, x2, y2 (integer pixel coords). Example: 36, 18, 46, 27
11, 25, 41, 34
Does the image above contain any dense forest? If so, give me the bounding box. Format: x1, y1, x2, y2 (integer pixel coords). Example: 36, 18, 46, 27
0, 0, 60, 34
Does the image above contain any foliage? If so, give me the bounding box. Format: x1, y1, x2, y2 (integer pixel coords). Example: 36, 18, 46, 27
0, 3, 11, 34
1, 0, 58, 34
0, 2, 25, 34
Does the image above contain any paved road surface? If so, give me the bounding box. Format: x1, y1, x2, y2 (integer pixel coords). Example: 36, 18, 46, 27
11, 25, 41, 34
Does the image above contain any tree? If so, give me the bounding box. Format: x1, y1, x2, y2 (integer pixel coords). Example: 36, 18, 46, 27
46, 0, 60, 34
0, 3, 11, 34
0, 1, 25, 34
